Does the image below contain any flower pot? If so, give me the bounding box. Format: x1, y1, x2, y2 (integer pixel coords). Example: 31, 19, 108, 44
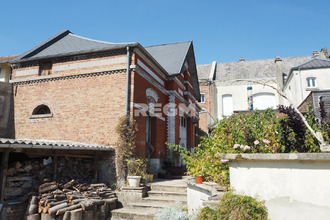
192, 177, 196, 183
195, 176, 203, 184
127, 176, 141, 187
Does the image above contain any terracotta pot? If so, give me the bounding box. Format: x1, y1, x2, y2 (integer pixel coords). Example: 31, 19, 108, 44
195, 176, 203, 184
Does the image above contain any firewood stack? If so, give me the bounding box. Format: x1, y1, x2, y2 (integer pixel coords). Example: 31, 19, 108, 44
26, 181, 117, 220
4, 156, 117, 220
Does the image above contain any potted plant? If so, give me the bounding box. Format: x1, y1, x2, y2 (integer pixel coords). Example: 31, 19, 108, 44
126, 158, 147, 187
192, 159, 205, 184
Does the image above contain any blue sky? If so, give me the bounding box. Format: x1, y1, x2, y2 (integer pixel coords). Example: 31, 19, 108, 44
1, 0, 329, 64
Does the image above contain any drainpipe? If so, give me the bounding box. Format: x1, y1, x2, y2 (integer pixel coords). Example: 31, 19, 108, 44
298, 67, 304, 103
125, 46, 131, 115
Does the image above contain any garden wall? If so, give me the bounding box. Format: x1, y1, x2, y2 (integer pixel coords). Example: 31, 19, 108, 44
222, 153, 330, 220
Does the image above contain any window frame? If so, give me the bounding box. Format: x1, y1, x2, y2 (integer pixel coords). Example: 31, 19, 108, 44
30, 105, 53, 119
200, 94, 205, 103
306, 77, 317, 88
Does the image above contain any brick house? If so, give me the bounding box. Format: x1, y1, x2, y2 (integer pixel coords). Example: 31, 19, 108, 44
7, 30, 201, 175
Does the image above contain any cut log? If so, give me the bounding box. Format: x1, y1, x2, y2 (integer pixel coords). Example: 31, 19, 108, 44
62, 211, 71, 220
80, 200, 94, 211
82, 209, 93, 220
26, 213, 40, 220
26, 195, 39, 215
39, 182, 58, 194
26, 204, 38, 215
56, 203, 81, 216
63, 180, 75, 189
48, 202, 68, 214
69, 208, 83, 220
40, 213, 56, 220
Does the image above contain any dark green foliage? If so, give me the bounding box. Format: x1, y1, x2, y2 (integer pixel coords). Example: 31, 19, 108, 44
217, 191, 268, 220
197, 207, 218, 220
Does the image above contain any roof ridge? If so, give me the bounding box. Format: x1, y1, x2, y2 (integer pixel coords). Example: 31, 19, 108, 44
69, 33, 137, 45
13, 30, 71, 61
217, 55, 313, 65
146, 41, 192, 48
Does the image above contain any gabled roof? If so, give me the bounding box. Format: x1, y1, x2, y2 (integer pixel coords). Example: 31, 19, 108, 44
215, 56, 313, 81
292, 58, 330, 70
146, 41, 200, 100
12, 30, 138, 62
197, 55, 314, 82
145, 41, 192, 75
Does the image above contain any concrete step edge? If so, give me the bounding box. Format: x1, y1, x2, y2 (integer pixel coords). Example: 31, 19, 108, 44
143, 197, 187, 202
148, 191, 187, 195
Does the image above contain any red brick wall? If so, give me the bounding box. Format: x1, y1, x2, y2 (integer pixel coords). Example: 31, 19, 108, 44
132, 70, 167, 159
198, 81, 214, 132
13, 72, 127, 146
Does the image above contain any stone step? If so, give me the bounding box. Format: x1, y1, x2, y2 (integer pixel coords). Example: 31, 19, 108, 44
147, 190, 187, 200
111, 207, 157, 220
150, 184, 187, 193
128, 201, 187, 212
142, 197, 187, 206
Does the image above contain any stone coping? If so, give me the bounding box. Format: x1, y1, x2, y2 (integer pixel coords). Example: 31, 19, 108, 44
221, 153, 330, 161
187, 182, 221, 196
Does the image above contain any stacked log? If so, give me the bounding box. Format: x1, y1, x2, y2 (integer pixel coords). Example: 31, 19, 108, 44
27, 181, 117, 220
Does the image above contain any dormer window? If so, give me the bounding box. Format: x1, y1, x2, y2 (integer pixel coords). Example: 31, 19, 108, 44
306, 77, 316, 88
30, 105, 53, 119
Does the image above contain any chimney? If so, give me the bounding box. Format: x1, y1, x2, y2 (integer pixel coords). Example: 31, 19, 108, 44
275, 56, 284, 89
239, 57, 245, 62
321, 48, 328, 59
312, 51, 320, 57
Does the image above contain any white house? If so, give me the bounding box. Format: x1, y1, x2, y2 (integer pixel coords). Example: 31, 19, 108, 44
283, 58, 330, 107
197, 49, 329, 120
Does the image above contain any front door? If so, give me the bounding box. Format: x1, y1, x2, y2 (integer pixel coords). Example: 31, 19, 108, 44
179, 117, 187, 166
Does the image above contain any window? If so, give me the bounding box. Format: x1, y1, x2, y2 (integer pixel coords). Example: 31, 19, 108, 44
200, 94, 205, 103
306, 77, 316, 88
253, 93, 275, 110
222, 95, 233, 116
30, 105, 52, 118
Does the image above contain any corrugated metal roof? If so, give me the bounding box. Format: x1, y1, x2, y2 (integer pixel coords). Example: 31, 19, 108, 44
0, 138, 114, 151
293, 58, 330, 70
145, 41, 192, 75
13, 30, 138, 62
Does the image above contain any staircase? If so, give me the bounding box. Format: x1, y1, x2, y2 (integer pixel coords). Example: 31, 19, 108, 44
111, 179, 188, 220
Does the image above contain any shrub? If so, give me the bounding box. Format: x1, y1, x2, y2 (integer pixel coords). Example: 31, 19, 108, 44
115, 115, 138, 182
217, 191, 268, 220
197, 206, 218, 220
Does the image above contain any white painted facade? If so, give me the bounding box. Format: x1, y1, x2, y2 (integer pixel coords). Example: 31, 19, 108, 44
223, 153, 330, 220
284, 67, 330, 107
214, 80, 283, 119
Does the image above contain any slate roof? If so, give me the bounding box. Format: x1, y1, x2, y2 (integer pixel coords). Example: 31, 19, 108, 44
0, 138, 114, 151
145, 41, 192, 75
292, 58, 330, 70
197, 55, 314, 82
197, 64, 212, 80
13, 30, 138, 62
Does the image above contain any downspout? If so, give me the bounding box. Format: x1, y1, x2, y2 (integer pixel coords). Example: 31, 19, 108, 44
125, 46, 131, 115
298, 67, 304, 103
